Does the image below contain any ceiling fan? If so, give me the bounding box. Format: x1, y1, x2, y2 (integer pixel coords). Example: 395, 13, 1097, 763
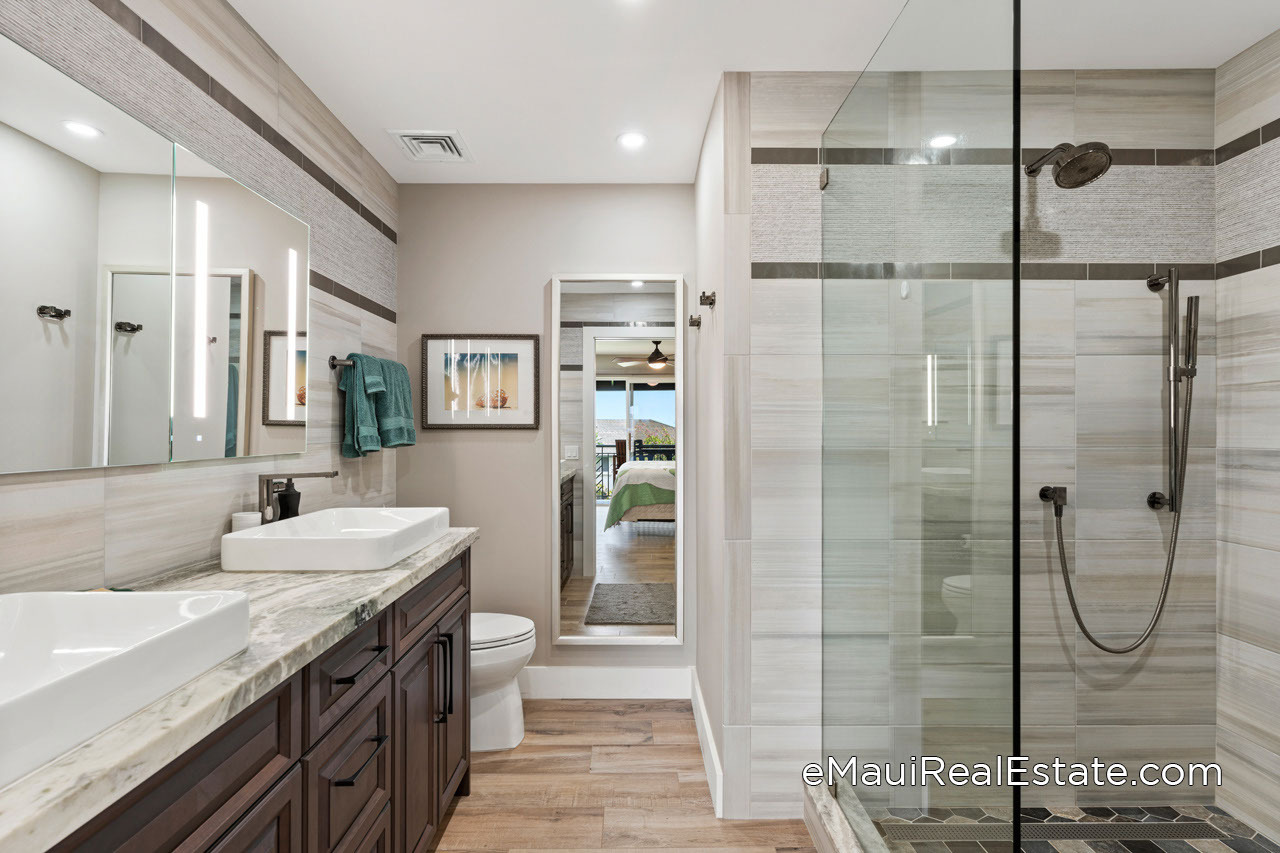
612, 340, 674, 369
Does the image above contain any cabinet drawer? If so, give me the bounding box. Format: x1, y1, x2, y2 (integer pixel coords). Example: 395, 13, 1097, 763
352, 803, 391, 853
392, 554, 467, 656
305, 610, 392, 746
207, 765, 303, 853
560, 475, 574, 499
51, 674, 302, 853
304, 674, 393, 853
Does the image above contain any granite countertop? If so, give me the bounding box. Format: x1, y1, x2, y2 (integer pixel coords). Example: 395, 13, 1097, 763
560, 465, 576, 484
0, 526, 480, 852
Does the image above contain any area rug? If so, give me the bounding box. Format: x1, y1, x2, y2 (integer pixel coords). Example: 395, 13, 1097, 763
584, 583, 676, 625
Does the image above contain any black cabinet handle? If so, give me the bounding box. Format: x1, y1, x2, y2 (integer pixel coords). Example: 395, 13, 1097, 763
433, 637, 450, 723
332, 734, 388, 787
333, 645, 388, 685
442, 633, 455, 715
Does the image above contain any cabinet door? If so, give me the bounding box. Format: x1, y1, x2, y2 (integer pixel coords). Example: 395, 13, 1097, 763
435, 594, 470, 814
304, 675, 393, 853
352, 804, 391, 853
206, 765, 303, 853
394, 628, 439, 853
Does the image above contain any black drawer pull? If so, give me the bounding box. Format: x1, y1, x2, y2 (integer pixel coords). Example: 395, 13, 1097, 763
333, 734, 389, 787
333, 645, 389, 685
442, 633, 455, 715
433, 637, 449, 723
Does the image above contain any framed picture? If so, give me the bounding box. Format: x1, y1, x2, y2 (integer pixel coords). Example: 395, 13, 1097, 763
421, 334, 540, 429
262, 330, 307, 426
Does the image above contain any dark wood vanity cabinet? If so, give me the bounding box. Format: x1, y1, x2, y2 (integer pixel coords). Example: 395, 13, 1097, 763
54, 550, 472, 853
559, 473, 574, 589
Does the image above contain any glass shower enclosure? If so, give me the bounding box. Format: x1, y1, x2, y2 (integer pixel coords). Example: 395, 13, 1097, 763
821, 0, 1018, 846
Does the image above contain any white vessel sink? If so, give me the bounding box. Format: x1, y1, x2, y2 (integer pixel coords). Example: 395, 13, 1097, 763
0, 590, 249, 790
221, 507, 450, 573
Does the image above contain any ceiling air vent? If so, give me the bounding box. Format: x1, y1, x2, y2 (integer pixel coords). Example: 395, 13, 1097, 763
388, 130, 473, 163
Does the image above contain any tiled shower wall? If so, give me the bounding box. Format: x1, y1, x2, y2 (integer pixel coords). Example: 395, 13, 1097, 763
1018, 70, 1220, 806
1213, 27, 1280, 839
0, 0, 399, 593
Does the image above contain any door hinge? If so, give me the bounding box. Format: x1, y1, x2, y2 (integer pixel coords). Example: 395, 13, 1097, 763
819, 166, 829, 190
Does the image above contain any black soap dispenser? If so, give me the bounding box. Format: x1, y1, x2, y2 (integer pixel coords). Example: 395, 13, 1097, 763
276, 478, 302, 520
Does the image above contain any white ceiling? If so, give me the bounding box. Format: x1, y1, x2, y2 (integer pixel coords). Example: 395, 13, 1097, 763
228, 0, 1280, 185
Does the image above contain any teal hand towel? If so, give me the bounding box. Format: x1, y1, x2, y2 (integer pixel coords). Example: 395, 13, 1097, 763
339, 353, 383, 457
374, 358, 416, 448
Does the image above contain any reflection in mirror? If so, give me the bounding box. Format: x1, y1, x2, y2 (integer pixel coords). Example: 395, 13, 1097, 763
554, 279, 681, 643
0, 33, 309, 474
0, 33, 173, 472
171, 147, 309, 461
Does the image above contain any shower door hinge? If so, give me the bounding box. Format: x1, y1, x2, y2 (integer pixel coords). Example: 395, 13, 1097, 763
819, 167, 829, 190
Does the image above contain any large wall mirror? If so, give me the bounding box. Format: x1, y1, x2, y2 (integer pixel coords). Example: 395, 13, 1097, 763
0, 34, 309, 475
550, 275, 685, 646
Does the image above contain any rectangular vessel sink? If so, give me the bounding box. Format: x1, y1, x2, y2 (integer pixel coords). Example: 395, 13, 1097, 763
0, 590, 249, 791
221, 507, 450, 572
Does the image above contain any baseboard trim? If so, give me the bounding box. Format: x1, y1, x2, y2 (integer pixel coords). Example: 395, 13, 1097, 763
691, 669, 724, 817
517, 666, 692, 699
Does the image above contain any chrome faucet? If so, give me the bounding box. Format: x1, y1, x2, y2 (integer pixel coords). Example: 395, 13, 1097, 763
257, 471, 338, 523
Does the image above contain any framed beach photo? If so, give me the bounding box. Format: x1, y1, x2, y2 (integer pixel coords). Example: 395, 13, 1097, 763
421, 334, 540, 429
262, 330, 307, 426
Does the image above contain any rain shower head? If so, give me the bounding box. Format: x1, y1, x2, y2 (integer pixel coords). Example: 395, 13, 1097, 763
1024, 141, 1113, 188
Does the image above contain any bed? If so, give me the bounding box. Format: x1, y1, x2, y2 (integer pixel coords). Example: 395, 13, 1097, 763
605, 460, 676, 528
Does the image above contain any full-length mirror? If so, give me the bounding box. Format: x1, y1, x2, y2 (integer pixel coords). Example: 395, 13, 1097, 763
0, 34, 308, 474
551, 276, 684, 644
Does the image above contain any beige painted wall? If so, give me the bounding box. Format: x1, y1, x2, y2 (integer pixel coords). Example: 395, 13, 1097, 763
395, 183, 697, 668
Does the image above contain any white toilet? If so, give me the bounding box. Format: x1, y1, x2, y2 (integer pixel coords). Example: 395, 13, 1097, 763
941, 574, 972, 635
469, 612, 536, 752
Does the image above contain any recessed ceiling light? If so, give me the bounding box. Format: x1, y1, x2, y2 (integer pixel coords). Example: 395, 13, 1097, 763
617, 131, 647, 151
929, 134, 957, 148
631, 280, 644, 288
63, 120, 102, 138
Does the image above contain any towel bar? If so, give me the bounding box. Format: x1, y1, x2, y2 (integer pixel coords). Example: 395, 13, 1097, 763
329, 356, 354, 370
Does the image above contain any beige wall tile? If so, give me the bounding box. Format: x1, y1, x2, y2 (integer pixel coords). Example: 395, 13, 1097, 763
1218, 634, 1280, 757
1075, 724, 1217, 804
1021, 356, 1076, 450
822, 449, 890, 541
751, 447, 820, 541
821, 281, 890, 356
1215, 28, 1280, 147
822, 634, 892, 727
750, 72, 856, 149
750, 540, 820, 636
1218, 348, 1280, 451
723, 214, 752, 356
749, 280, 820, 355
278, 64, 369, 217
825, 357, 890, 448
823, 540, 892, 635
1077, 279, 1215, 357
750, 633, 820, 726
1218, 541, 1280, 655
1022, 280, 1076, 356
1218, 448, 1280, 551
1216, 265, 1280, 357
725, 540, 751, 726
1021, 725, 1078, 807
723, 72, 751, 216
1021, 538, 1078, 634
1022, 71, 1076, 150
129, 0, 280, 123
1217, 727, 1280, 841
359, 148, 399, 231
750, 356, 820, 451
1074, 538, 1216, 633
1076, 632, 1216, 725
1022, 633, 1077, 728
1076, 355, 1216, 448
1074, 69, 1215, 149
0, 469, 105, 593
1020, 449, 1076, 541
724, 355, 751, 540
748, 724, 821, 818
1076, 445, 1215, 540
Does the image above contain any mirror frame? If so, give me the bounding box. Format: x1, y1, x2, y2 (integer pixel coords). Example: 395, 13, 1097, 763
549, 273, 687, 647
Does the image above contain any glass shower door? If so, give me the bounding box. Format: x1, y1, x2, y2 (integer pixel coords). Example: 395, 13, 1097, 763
821, 0, 1018, 846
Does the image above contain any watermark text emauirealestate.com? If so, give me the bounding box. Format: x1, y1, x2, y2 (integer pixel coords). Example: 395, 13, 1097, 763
803, 756, 1222, 789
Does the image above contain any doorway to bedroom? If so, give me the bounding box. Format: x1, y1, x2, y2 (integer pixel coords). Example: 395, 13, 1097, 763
551, 277, 684, 644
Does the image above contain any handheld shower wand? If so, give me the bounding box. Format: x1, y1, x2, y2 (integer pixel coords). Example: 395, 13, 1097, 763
1040, 269, 1199, 654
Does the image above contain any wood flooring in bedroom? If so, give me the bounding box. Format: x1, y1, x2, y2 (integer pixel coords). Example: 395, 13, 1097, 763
559, 505, 676, 638
435, 699, 816, 852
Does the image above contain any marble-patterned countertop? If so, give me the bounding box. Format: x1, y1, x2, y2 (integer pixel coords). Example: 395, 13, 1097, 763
560, 464, 576, 484
0, 527, 480, 852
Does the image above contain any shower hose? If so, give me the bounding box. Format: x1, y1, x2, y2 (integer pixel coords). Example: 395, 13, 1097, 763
1052, 375, 1194, 655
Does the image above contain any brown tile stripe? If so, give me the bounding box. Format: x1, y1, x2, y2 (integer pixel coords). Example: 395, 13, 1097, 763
752, 261, 1223, 280
310, 271, 396, 323
757, 147, 1217, 167
1216, 116, 1280, 164
84, 0, 398, 247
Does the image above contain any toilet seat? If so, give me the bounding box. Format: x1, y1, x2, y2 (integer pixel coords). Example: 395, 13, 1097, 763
471, 612, 535, 650
942, 575, 971, 596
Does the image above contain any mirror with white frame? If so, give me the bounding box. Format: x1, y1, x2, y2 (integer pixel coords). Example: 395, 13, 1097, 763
552, 276, 684, 645
0, 33, 309, 474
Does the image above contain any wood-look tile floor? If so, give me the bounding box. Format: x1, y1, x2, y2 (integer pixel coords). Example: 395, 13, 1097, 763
435, 699, 815, 852
559, 506, 676, 639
